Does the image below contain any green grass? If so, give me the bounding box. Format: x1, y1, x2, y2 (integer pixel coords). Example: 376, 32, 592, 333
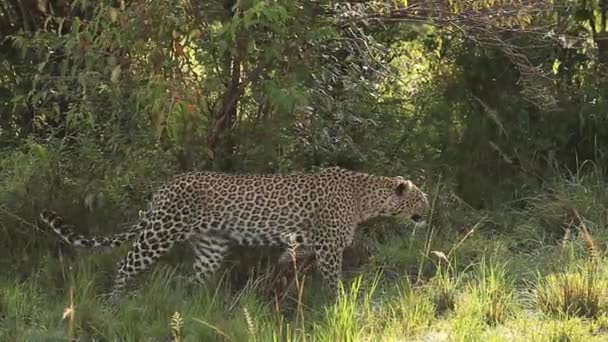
3, 173, 608, 341
2, 238, 606, 340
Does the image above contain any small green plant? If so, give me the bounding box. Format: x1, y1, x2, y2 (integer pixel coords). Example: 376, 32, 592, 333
536, 262, 608, 319
391, 286, 435, 337
593, 314, 608, 335
450, 291, 485, 342
545, 317, 588, 342
315, 276, 378, 342
472, 260, 514, 325
478, 262, 514, 325
451, 258, 515, 332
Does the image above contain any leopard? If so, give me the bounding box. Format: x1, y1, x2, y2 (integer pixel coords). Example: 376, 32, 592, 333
40, 166, 429, 298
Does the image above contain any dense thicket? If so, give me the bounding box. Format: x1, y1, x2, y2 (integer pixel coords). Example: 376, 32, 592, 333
1, 0, 607, 259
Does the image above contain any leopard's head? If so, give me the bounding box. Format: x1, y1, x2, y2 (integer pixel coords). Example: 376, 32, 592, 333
377, 177, 429, 224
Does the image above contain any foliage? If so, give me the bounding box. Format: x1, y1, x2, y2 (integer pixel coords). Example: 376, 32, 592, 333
2, 0, 608, 339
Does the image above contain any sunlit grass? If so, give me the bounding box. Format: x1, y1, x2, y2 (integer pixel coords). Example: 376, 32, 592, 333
536, 262, 608, 319
2, 246, 607, 341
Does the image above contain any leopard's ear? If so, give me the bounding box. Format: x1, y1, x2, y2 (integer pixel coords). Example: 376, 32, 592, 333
395, 178, 413, 196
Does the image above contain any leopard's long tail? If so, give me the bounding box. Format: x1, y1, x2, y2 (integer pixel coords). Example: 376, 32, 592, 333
39, 210, 147, 249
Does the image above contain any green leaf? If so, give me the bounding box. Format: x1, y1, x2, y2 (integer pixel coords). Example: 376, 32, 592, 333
552, 59, 561, 75
31, 144, 48, 160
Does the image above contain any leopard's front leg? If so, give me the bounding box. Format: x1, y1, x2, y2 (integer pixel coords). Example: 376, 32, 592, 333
314, 243, 344, 293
